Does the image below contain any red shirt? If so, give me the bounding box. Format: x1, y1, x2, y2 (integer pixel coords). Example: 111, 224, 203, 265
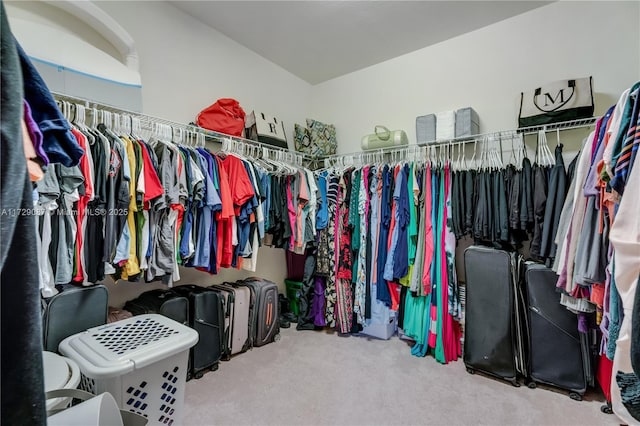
138, 142, 164, 206
221, 154, 254, 214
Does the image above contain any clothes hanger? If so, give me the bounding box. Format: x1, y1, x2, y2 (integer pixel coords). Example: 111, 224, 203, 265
496, 136, 504, 170
538, 130, 554, 167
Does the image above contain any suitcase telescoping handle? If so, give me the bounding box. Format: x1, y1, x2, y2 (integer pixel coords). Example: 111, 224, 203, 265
195, 318, 221, 329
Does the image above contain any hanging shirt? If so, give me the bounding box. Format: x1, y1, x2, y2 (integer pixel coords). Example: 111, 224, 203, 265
316, 172, 329, 230
192, 150, 218, 269
384, 165, 402, 282
70, 128, 93, 284
422, 164, 434, 295
376, 165, 392, 306
393, 164, 410, 280
304, 168, 318, 245
408, 163, 419, 265
36, 167, 61, 296
216, 155, 234, 269
100, 125, 129, 268
222, 154, 255, 215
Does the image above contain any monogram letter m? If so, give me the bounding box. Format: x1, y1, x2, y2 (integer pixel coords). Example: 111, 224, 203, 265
544, 89, 565, 107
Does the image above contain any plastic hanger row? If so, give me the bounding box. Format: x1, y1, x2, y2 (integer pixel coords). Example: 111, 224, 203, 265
220, 138, 303, 174
320, 129, 560, 173
57, 100, 209, 147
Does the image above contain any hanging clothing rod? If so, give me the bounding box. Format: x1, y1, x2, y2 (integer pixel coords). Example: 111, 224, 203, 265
51, 91, 315, 161
320, 116, 599, 162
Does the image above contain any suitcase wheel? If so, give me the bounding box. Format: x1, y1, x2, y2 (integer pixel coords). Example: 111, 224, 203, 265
527, 381, 537, 389
274, 333, 281, 342
194, 370, 205, 380
466, 367, 476, 375
510, 379, 521, 388
600, 403, 613, 414
569, 392, 582, 402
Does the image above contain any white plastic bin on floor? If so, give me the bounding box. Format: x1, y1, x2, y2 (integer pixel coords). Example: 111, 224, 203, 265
59, 314, 198, 426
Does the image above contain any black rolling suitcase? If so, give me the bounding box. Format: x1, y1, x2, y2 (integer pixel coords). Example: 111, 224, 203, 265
524, 262, 589, 399
172, 285, 225, 379
42, 284, 109, 353
237, 278, 280, 347
123, 289, 189, 326
463, 246, 528, 386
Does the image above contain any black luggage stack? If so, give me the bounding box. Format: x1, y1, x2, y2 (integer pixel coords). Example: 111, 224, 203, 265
123, 278, 280, 380
463, 246, 594, 399
463, 246, 528, 387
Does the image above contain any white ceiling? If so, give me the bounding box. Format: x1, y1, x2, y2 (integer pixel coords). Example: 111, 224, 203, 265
170, 1, 550, 85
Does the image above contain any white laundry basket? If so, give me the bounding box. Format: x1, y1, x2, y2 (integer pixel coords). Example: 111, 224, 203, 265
59, 314, 198, 426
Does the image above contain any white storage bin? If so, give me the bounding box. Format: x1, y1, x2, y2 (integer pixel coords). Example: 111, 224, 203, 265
361, 310, 397, 340
59, 314, 198, 426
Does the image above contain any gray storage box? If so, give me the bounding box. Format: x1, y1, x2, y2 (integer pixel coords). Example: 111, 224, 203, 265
455, 107, 480, 138
416, 114, 437, 144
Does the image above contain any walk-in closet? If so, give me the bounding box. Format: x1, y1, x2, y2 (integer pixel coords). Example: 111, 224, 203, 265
1, 1, 639, 425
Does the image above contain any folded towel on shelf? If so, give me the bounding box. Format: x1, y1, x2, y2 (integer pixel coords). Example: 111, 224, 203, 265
436, 110, 455, 140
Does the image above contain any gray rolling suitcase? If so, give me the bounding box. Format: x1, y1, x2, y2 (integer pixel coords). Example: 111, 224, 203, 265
463, 246, 528, 387
238, 278, 280, 347
211, 283, 251, 356
524, 262, 589, 399
42, 284, 109, 353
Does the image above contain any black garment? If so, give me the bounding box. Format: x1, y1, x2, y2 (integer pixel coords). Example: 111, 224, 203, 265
473, 171, 486, 240
456, 170, 466, 239
85, 131, 107, 282
491, 172, 500, 241
520, 157, 534, 230
397, 285, 409, 329
296, 250, 317, 330
496, 170, 509, 242
506, 165, 520, 229
1, 4, 46, 423
376, 166, 392, 306
464, 170, 474, 235
451, 171, 461, 239
540, 144, 567, 261
566, 152, 579, 186
485, 171, 494, 240
632, 273, 640, 376
530, 164, 549, 259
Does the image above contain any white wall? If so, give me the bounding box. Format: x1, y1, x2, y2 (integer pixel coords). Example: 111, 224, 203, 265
309, 1, 640, 154
93, 1, 311, 137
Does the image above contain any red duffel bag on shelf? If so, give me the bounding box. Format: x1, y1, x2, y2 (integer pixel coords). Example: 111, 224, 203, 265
196, 98, 246, 137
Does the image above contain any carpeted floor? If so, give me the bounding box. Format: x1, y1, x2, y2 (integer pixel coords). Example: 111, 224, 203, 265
183, 327, 615, 426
